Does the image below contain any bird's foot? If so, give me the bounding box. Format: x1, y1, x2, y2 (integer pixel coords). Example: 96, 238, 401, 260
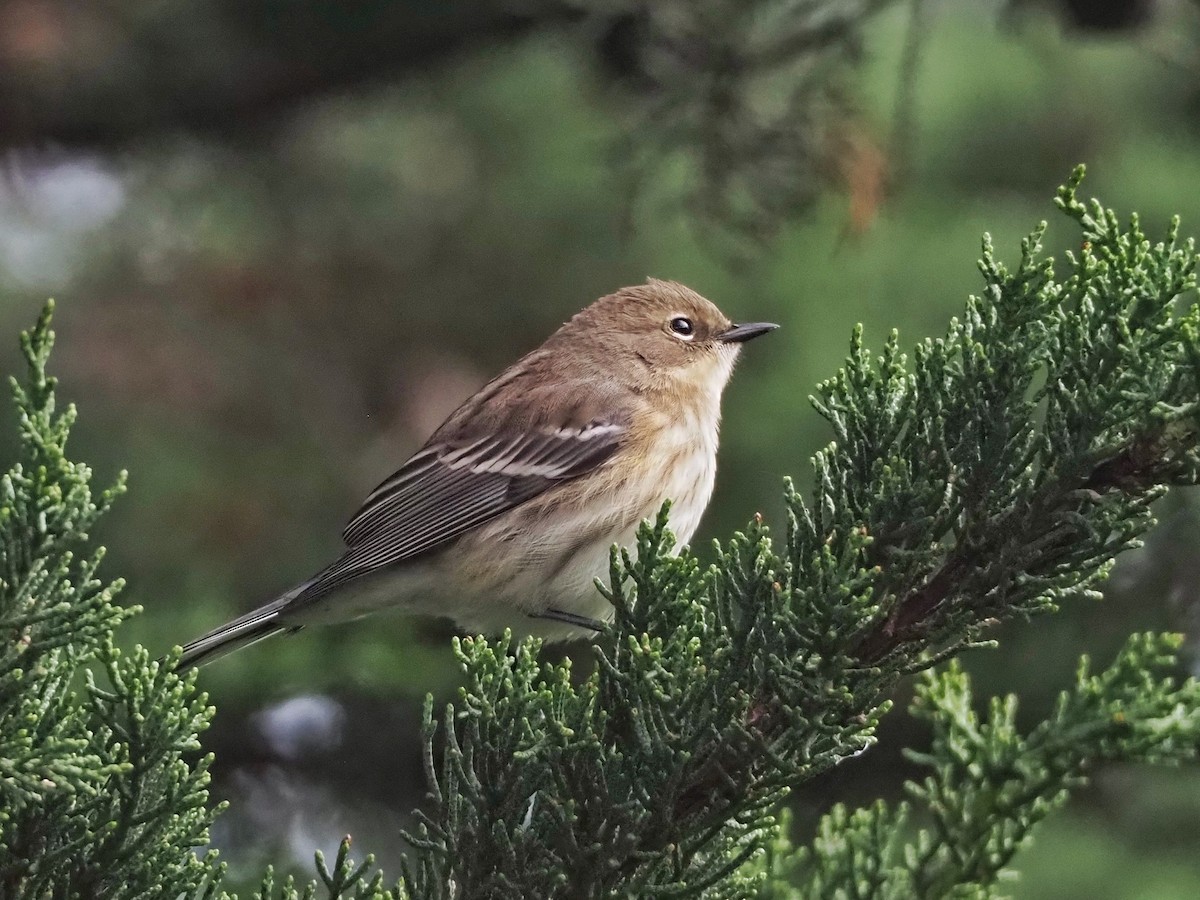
531, 608, 606, 632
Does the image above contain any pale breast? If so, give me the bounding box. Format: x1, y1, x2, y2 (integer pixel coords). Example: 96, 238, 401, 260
643, 401, 720, 548
427, 389, 724, 634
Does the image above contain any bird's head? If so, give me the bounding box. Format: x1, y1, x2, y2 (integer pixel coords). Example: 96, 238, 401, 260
552, 278, 777, 399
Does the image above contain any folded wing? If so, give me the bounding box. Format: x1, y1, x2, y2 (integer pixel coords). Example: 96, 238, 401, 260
297, 419, 626, 602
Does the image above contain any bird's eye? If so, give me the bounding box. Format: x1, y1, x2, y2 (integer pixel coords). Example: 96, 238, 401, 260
669, 316, 695, 338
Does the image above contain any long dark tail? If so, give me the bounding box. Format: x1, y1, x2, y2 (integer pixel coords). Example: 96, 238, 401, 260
177, 581, 311, 671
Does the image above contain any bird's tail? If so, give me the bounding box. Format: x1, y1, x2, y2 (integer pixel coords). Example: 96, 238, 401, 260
177, 582, 311, 671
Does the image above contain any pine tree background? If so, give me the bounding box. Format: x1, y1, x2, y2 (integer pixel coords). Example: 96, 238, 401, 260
1, 1, 1200, 897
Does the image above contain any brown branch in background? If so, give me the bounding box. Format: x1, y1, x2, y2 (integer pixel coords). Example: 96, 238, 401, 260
0, 1, 579, 150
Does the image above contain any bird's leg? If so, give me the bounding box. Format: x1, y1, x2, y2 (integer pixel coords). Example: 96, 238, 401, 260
531, 608, 606, 632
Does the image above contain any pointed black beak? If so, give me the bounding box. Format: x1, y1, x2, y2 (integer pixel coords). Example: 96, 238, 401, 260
717, 322, 779, 343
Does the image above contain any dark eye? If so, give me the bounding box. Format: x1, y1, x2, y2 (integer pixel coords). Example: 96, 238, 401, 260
669, 316, 695, 337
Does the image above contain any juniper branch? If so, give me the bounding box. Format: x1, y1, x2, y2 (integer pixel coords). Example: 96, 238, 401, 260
402, 168, 1200, 897
0, 304, 221, 899
785, 633, 1200, 899
671, 166, 1199, 841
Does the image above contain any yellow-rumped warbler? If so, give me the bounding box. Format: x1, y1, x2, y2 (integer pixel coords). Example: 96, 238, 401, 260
179, 279, 776, 668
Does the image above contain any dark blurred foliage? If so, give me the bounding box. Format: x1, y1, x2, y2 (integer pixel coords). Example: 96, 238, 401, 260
0, 0, 1199, 895
0, 0, 566, 146
1007, 0, 1158, 33
0, 0, 898, 252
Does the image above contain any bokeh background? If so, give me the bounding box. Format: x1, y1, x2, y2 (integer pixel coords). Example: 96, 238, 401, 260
1, 0, 1198, 895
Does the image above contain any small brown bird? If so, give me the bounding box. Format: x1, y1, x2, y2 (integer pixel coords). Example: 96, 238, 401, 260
179, 279, 776, 668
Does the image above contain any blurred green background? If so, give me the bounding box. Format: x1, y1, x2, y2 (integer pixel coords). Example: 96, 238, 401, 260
0, 0, 1197, 894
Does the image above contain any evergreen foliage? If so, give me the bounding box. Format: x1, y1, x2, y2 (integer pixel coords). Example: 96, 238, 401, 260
778, 633, 1200, 898
400, 167, 1200, 896
587, 0, 900, 246
0, 169, 1198, 897
0, 304, 219, 898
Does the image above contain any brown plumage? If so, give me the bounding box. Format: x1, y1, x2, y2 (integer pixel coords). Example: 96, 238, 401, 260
178, 279, 776, 668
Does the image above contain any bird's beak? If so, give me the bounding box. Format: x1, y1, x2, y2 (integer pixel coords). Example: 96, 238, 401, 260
716, 322, 779, 343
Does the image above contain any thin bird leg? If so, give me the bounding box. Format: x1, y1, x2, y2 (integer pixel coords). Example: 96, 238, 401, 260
530, 609, 606, 632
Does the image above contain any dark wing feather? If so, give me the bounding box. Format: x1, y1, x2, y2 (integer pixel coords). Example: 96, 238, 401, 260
297, 419, 625, 602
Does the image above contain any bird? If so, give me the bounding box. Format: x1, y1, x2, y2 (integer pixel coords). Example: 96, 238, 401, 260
178, 279, 777, 669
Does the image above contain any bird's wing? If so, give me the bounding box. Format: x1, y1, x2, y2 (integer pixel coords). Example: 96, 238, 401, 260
298, 418, 626, 600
